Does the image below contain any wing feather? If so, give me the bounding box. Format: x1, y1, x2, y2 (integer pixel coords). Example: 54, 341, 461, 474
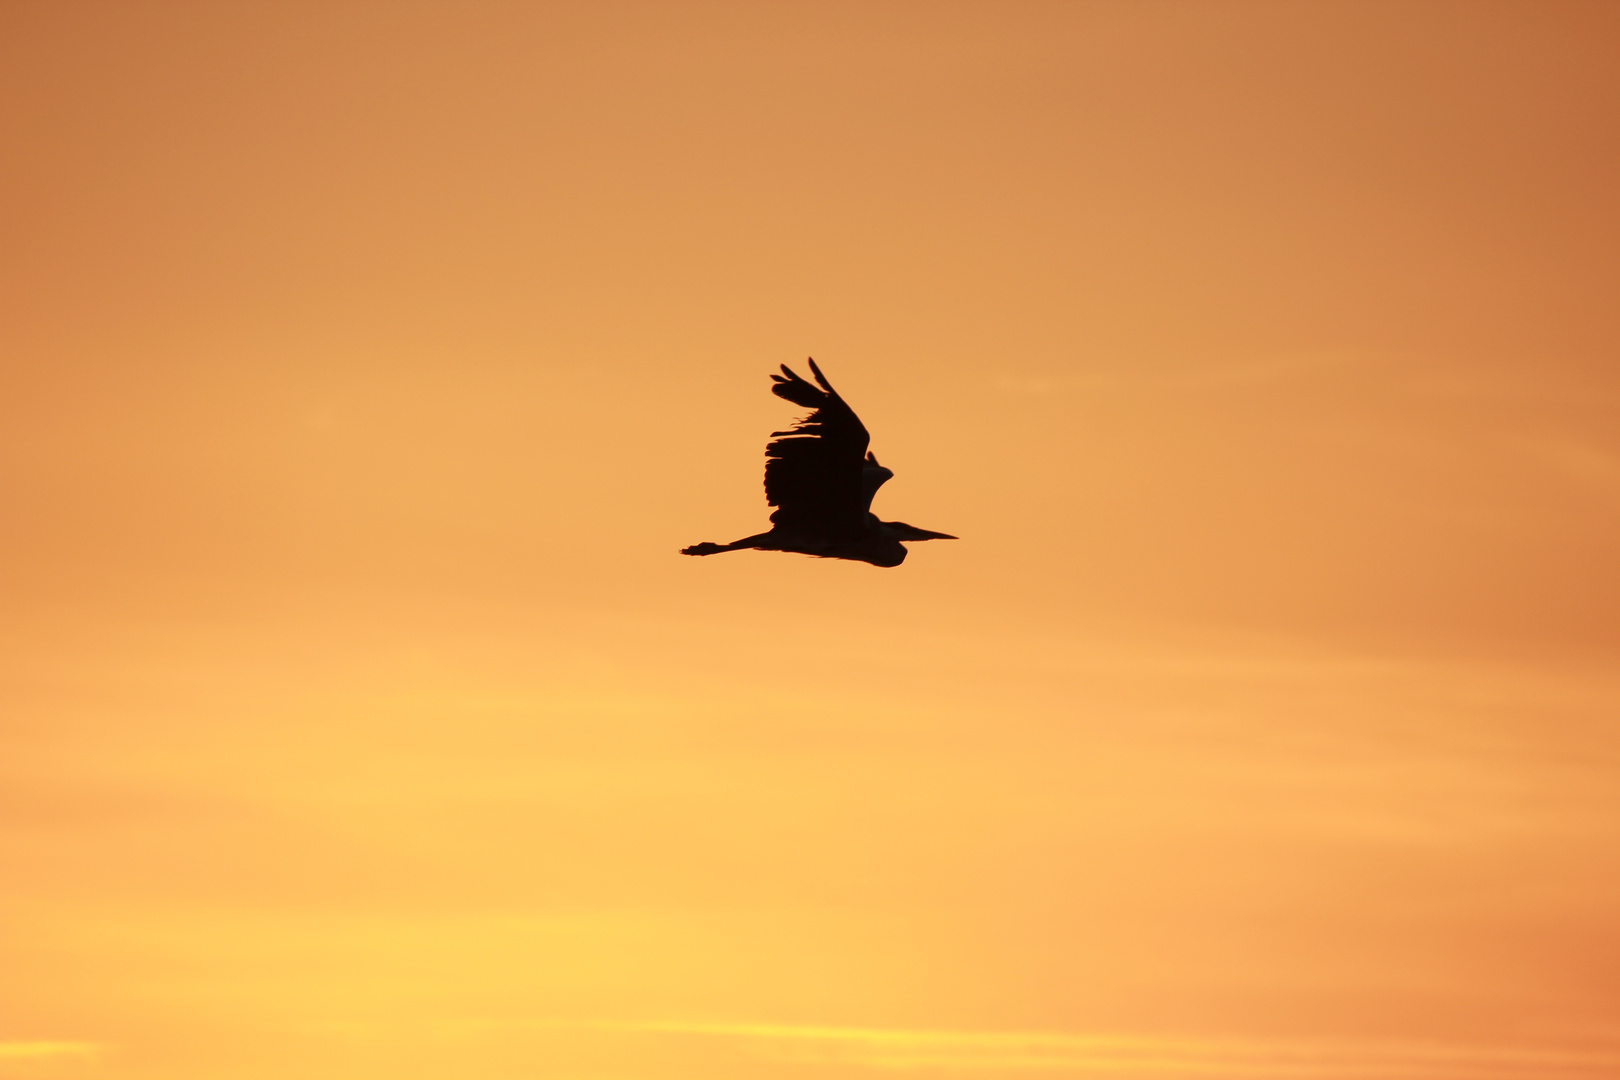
764, 360, 872, 535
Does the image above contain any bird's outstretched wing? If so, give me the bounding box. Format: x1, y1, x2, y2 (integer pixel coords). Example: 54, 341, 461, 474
764, 359, 875, 536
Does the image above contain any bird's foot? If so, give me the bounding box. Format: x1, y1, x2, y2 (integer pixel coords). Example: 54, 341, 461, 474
681, 542, 728, 556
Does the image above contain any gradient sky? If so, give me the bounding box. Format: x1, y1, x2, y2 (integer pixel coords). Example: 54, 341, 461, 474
3, 3, 1619, 1079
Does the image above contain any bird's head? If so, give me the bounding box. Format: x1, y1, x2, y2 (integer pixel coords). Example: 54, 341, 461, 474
865, 544, 907, 567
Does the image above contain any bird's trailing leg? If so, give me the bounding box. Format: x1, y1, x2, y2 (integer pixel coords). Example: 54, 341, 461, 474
680, 531, 777, 557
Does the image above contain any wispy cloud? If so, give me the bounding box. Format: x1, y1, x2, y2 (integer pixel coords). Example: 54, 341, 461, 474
1525, 436, 1620, 496
432, 1019, 1620, 1079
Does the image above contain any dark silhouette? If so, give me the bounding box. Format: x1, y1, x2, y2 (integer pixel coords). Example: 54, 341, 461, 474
682, 359, 957, 567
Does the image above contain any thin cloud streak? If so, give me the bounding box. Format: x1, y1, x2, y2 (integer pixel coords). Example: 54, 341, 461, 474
0, 1041, 101, 1060
988, 349, 1375, 396
438, 1019, 1620, 1078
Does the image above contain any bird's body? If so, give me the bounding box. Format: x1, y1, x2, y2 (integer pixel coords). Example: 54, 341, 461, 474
682, 359, 955, 567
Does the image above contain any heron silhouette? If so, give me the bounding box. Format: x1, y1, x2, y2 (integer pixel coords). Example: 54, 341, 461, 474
681, 359, 956, 567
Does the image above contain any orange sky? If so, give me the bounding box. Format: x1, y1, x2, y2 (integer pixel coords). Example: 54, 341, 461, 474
3, 3, 1619, 1078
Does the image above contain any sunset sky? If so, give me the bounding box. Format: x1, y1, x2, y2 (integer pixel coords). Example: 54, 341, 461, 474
3, 3, 1619, 1078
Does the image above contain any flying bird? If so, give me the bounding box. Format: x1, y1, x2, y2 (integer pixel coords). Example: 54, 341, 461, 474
682, 359, 956, 567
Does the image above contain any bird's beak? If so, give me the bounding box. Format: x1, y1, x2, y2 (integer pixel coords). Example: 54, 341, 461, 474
890, 524, 957, 541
